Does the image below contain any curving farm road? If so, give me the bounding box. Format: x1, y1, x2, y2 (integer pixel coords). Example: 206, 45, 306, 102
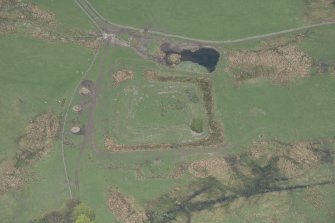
76, 0, 335, 44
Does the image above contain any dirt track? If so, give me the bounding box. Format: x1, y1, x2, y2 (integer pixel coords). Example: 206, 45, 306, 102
75, 0, 335, 44
73, 43, 110, 193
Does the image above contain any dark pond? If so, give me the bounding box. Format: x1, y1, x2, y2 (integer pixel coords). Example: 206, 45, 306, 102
165, 48, 220, 72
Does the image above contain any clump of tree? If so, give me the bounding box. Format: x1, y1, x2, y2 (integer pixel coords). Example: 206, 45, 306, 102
190, 118, 203, 133
30, 199, 96, 223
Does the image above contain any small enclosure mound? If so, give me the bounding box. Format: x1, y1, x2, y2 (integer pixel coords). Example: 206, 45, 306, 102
70, 126, 81, 134
190, 118, 203, 133
112, 69, 134, 87
79, 80, 94, 95
161, 43, 220, 72
72, 105, 82, 113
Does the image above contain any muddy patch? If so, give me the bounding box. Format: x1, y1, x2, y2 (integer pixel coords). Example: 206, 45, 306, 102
79, 80, 94, 95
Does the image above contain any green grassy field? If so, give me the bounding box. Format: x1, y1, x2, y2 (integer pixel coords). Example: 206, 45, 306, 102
91, 47, 208, 146
62, 25, 335, 221
216, 74, 335, 147
215, 25, 335, 148
60, 45, 210, 222
0, 34, 92, 160
29, 0, 94, 31
1, 1, 335, 222
0, 34, 93, 222
90, 0, 305, 40
300, 25, 335, 63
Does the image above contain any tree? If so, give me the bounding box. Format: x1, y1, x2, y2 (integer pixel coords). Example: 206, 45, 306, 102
72, 203, 95, 221
75, 214, 96, 223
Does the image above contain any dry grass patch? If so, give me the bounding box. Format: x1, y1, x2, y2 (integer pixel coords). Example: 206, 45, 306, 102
276, 157, 300, 178
107, 188, 147, 223
274, 141, 324, 178
289, 142, 320, 167
228, 43, 312, 83
187, 140, 326, 183
143, 70, 158, 81
1, 112, 59, 195
0, 22, 16, 35
187, 158, 243, 187
305, 0, 335, 23
0, 0, 100, 49
112, 70, 135, 87
303, 186, 326, 210
0, 159, 25, 195
18, 112, 59, 162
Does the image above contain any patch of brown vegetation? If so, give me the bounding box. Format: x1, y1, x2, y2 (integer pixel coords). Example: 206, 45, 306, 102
24, 26, 100, 50
289, 142, 320, 167
305, 0, 335, 23
0, 0, 100, 50
144, 70, 158, 80
166, 53, 181, 66
228, 44, 312, 83
0, 159, 25, 195
107, 188, 147, 223
0, 112, 59, 195
104, 137, 173, 152
276, 157, 300, 178
168, 163, 188, 179
0, 1, 56, 26
0, 23, 16, 35
303, 186, 326, 210
112, 70, 135, 87
0, 0, 16, 8
248, 140, 321, 178
187, 158, 242, 187
186, 140, 327, 183
18, 112, 59, 162
26, 3, 55, 22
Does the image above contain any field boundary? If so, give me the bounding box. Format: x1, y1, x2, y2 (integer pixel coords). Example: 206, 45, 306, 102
104, 73, 224, 153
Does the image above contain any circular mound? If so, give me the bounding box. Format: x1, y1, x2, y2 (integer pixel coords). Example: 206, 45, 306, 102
71, 126, 81, 134
79, 87, 91, 95
79, 80, 94, 95
72, 105, 82, 112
